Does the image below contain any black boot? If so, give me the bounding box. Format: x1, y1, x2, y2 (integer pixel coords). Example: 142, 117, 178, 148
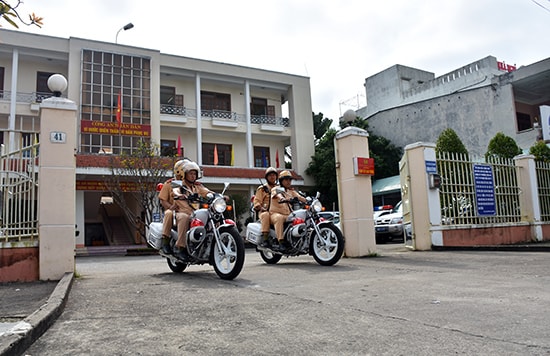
175, 247, 190, 261
259, 232, 270, 248
274, 240, 288, 252
161, 236, 172, 255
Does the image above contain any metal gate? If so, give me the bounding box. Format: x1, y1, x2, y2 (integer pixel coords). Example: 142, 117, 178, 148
0, 135, 39, 242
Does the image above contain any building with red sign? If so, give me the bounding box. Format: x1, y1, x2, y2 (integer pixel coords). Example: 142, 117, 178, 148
0, 29, 314, 251
357, 55, 550, 156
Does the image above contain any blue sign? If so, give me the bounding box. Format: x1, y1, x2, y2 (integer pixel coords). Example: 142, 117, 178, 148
425, 160, 437, 174
473, 164, 496, 216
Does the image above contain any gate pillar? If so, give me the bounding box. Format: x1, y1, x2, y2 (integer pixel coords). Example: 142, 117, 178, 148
335, 125, 375, 256
39, 75, 77, 280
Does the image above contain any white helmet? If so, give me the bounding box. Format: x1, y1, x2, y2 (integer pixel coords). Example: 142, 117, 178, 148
173, 159, 189, 178
183, 161, 201, 178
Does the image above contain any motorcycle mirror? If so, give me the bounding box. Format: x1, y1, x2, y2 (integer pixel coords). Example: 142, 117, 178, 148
315, 192, 321, 199
275, 187, 285, 194
170, 180, 183, 188
221, 182, 230, 195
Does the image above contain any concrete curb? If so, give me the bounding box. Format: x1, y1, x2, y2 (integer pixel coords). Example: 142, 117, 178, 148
0, 272, 74, 356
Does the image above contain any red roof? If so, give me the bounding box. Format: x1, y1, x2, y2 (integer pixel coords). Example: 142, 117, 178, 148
76, 154, 303, 180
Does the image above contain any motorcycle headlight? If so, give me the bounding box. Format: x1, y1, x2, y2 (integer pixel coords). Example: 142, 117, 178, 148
311, 200, 323, 213
212, 197, 227, 213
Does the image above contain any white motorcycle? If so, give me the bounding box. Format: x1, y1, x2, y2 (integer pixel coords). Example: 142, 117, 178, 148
246, 191, 345, 266
148, 182, 245, 280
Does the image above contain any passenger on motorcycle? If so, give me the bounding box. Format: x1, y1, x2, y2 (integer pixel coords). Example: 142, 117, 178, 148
253, 167, 279, 248
158, 159, 188, 255
269, 170, 307, 251
158, 160, 213, 261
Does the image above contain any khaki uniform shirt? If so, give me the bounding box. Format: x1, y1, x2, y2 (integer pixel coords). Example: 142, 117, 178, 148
253, 183, 278, 213
159, 179, 211, 215
268, 187, 305, 215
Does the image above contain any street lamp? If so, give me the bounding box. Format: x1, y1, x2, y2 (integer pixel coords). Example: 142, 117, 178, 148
115, 22, 134, 43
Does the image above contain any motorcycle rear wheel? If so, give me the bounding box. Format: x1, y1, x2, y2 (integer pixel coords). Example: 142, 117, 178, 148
259, 249, 282, 264
166, 257, 188, 273
311, 223, 345, 266
212, 227, 245, 280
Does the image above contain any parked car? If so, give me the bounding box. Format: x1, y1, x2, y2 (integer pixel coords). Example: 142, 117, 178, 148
374, 201, 403, 243
318, 211, 341, 231
373, 204, 393, 219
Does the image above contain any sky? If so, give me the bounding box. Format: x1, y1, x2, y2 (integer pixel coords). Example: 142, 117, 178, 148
12, 0, 550, 123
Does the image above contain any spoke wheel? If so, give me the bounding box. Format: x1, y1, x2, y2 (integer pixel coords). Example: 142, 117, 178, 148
212, 227, 245, 280
311, 224, 345, 266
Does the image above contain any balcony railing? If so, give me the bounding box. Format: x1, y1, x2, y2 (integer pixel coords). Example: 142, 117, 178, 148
160, 104, 289, 127
0, 90, 53, 103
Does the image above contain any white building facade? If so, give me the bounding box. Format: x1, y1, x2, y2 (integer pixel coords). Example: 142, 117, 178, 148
0, 29, 315, 249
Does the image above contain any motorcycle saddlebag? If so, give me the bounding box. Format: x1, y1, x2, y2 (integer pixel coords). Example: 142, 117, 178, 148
147, 222, 164, 250
245, 222, 262, 245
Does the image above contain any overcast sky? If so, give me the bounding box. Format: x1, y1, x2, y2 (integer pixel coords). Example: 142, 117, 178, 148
14, 0, 550, 122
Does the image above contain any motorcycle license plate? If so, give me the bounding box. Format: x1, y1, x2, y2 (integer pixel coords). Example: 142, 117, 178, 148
376, 226, 388, 232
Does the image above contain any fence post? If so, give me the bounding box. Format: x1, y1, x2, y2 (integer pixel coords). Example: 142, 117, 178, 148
514, 154, 543, 242
400, 143, 441, 250
38, 79, 77, 280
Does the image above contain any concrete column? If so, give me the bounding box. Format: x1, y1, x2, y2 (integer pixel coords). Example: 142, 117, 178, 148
334, 126, 375, 256
514, 154, 543, 241
401, 143, 441, 250
39, 96, 77, 280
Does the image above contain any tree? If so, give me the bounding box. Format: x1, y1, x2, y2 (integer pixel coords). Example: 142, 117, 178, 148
306, 127, 339, 208
312, 112, 333, 143
306, 113, 402, 210
529, 140, 550, 162
435, 128, 468, 156
340, 116, 402, 179
105, 141, 176, 241
485, 132, 522, 161
0, 1, 43, 28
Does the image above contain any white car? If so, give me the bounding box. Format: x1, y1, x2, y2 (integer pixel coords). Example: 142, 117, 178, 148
374, 201, 403, 243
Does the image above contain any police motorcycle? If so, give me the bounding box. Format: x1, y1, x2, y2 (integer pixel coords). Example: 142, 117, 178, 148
246, 190, 345, 266
148, 181, 245, 280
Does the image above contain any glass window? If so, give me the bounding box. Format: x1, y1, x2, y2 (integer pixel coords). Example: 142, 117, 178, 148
161, 139, 177, 157
201, 91, 231, 112
203, 143, 232, 166
516, 112, 531, 132
253, 146, 270, 167
36, 71, 55, 102
79, 49, 151, 154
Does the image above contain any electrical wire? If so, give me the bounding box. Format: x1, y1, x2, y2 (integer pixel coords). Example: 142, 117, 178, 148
530, 0, 550, 13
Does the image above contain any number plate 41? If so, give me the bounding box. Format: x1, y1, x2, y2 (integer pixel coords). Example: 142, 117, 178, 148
50, 131, 66, 143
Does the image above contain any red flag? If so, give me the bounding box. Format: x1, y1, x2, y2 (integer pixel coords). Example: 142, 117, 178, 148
276, 149, 280, 168
213, 144, 219, 165
116, 90, 122, 130
177, 135, 182, 157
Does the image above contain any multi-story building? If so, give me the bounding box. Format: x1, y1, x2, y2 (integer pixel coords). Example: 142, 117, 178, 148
0, 29, 315, 249
357, 55, 550, 156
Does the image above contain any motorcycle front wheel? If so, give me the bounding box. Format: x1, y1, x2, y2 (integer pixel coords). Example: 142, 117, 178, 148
212, 227, 245, 280
166, 257, 188, 273
311, 223, 345, 266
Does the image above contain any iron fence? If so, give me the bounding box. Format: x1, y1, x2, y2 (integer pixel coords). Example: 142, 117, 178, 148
0, 135, 39, 242
437, 152, 521, 225
535, 160, 550, 221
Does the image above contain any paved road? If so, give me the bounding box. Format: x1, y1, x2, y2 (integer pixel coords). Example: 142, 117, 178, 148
24, 245, 550, 355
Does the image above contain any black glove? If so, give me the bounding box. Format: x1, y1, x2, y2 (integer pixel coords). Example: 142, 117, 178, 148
187, 193, 199, 201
